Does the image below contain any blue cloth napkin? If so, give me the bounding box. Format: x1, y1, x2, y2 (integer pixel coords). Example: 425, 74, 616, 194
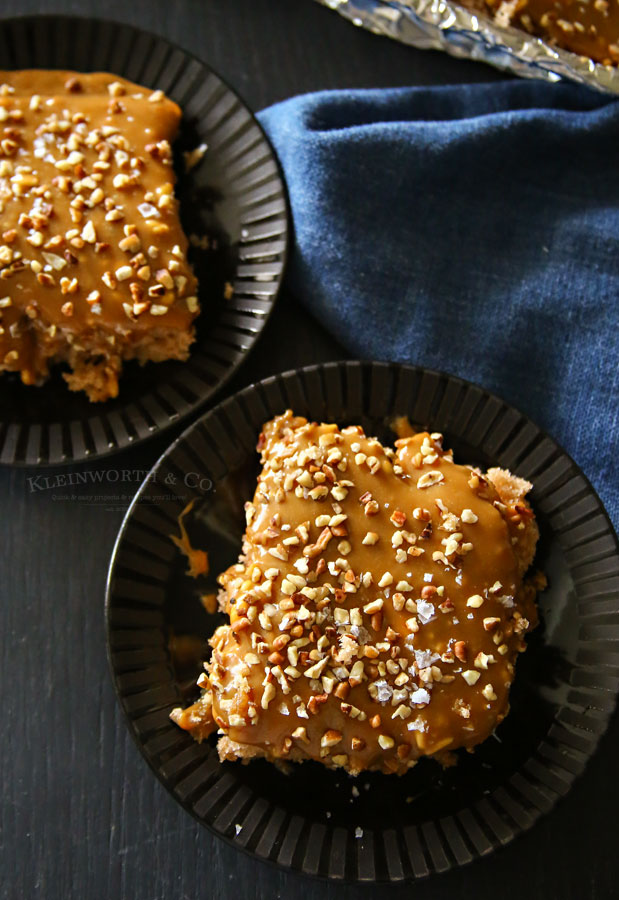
259, 82, 619, 531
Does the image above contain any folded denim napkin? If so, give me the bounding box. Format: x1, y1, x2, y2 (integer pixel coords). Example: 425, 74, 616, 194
259, 82, 619, 530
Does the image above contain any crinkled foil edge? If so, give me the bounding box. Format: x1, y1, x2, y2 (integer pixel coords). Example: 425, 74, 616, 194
316, 0, 619, 94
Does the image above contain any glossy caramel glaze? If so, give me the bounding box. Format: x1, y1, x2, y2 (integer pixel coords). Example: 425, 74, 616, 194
465, 0, 619, 65
171, 412, 540, 776
0, 70, 198, 399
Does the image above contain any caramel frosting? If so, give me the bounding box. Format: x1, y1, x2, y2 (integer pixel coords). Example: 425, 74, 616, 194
0, 70, 198, 400
468, 0, 619, 65
172, 412, 540, 776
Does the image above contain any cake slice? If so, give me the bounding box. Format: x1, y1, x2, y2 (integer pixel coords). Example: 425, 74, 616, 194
0, 70, 199, 401
171, 412, 540, 775
459, 0, 619, 66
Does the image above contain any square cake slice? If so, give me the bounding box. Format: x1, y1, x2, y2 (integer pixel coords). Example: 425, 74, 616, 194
0, 70, 199, 401
171, 412, 541, 776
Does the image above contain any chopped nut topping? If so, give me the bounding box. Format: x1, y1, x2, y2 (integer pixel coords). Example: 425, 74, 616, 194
169, 415, 539, 777
474, 651, 495, 669
320, 729, 343, 748
363, 598, 384, 615
417, 471, 444, 489
461, 508, 478, 524
390, 509, 406, 527
454, 640, 468, 662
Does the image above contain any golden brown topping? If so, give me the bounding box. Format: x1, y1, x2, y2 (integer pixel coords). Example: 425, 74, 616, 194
463, 0, 619, 66
171, 412, 540, 776
0, 69, 200, 400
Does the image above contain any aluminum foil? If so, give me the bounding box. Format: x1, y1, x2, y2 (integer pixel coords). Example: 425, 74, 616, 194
315, 0, 619, 94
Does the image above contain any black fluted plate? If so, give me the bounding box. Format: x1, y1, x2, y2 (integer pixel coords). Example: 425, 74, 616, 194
0, 15, 288, 465
106, 361, 619, 883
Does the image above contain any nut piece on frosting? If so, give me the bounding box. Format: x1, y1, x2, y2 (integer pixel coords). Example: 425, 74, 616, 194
460, 0, 619, 67
0, 70, 199, 401
171, 411, 541, 776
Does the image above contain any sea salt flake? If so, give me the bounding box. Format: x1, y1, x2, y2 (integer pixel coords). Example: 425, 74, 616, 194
407, 715, 427, 732
138, 202, 160, 219
374, 680, 393, 704
349, 625, 370, 645
413, 649, 440, 669
416, 599, 436, 624
410, 687, 431, 706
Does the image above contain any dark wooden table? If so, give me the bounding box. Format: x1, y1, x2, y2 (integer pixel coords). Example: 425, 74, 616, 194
1, 1, 617, 898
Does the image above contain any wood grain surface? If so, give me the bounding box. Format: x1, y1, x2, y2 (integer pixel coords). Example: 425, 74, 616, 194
0, 1, 616, 898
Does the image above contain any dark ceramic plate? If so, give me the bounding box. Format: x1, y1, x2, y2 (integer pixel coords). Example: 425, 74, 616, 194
0, 15, 288, 465
106, 361, 619, 882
